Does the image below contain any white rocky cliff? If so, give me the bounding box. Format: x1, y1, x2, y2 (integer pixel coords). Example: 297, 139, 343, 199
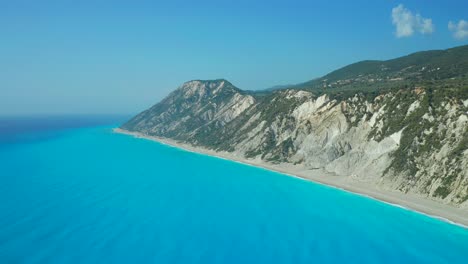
122, 79, 468, 208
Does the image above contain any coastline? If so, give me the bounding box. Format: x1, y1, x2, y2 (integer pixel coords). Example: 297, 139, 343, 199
114, 128, 468, 228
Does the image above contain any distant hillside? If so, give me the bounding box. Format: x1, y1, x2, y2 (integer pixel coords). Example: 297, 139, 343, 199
291, 45, 468, 96
262, 84, 295, 92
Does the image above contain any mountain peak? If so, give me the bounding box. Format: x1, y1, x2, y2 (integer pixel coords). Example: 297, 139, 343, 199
183, 79, 232, 87
177, 79, 239, 98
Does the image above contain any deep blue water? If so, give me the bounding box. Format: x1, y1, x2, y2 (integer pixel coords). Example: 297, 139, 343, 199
0, 117, 467, 263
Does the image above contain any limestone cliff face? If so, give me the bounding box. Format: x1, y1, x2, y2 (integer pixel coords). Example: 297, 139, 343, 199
122, 80, 255, 140
122, 79, 468, 208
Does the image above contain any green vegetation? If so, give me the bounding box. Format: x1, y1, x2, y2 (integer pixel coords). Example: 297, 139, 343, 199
291, 45, 468, 93
434, 186, 451, 199
451, 127, 468, 158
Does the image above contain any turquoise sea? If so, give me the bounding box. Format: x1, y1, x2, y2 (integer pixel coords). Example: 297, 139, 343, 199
0, 116, 467, 263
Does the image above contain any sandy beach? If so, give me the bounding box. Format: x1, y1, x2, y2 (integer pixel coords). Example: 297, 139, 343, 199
114, 128, 468, 228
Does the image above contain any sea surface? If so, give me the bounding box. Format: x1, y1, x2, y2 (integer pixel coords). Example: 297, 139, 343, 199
0, 116, 467, 263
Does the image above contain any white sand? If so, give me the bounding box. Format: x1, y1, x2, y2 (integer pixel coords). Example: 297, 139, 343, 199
114, 128, 468, 228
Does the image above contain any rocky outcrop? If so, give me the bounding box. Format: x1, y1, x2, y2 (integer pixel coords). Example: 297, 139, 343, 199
122, 80, 255, 140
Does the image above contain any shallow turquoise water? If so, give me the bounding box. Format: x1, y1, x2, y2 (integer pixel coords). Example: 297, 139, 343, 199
0, 124, 467, 263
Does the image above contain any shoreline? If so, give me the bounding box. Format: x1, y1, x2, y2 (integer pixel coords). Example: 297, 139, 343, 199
114, 128, 468, 228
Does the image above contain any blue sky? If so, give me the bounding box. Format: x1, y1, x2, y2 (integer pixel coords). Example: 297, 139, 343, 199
1, 0, 467, 115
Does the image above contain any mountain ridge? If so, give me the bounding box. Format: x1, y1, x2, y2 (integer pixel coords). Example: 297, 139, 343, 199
272, 44, 468, 97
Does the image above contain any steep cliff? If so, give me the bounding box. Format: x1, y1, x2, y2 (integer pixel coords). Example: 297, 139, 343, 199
122, 46, 468, 208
